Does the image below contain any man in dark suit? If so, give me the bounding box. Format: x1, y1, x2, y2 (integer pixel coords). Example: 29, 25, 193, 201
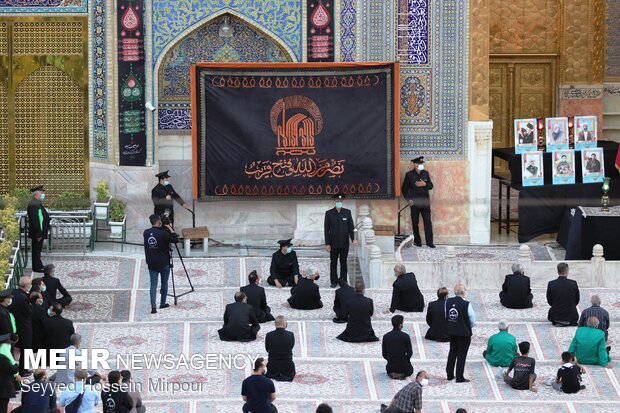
446, 284, 476, 383
333, 278, 355, 323
324, 194, 356, 288
401, 156, 435, 248
42, 302, 75, 352
9, 276, 33, 376
268, 239, 300, 288
425, 287, 450, 342
218, 292, 260, 342
41, 264, 72, 308
547, 262, 580, 326
382, 315, 414, 379
390, 264, 424, 313
240, 270, 274, 323
500, 263, 533, 309
0, 332, 19, 413
151, 170, 188, 226
27, 185, 50, 272
287, 269, 323, 310
0, 290, 13, 339
20, 369, 58, 413
337, 282, 379, 342
265, 316, 296, 382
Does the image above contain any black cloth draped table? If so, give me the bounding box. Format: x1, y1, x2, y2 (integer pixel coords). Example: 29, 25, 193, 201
557, 206, 620, 260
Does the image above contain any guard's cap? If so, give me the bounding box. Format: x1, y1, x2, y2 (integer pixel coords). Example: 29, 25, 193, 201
155, 171, 170, 179
332, 193, 345, 200
0, 290, 12, 299
277, 239, 293, 247
30, 185, 44, 193
411, 156, 424, 164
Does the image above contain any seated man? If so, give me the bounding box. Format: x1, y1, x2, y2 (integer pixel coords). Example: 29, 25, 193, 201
241, 357, 277, 413
578, 294, 610, 342
21, 369, 58, 412
380, 370, 429, 413
390, 264, 424, 313
552, 351, 586, 393
568, 316, 612, 367
337, 282, 379, 342
268, 239, 299, 288
382, 315, 413, 379
547, 262, 580, 326
42, 263, 72, 307
484, 320, 518, 369
265, 316, 295, 382
500, 263, 533, 309
42, 302, 75, 352
240, 270, 274, 323
218, 292, 260, 342
332, 278, 355, 323
287, 269, 323, 310
425, 287, 449, 342
503, 341, 537, 392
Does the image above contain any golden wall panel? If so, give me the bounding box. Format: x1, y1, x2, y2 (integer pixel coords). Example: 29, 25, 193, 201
518, 94, 545, 117
14, 65, 84, 194
469, 0, 490, 120
0, 23, 6, 56
489, 0, 559, 54
0, 83, 8, 194
13, 22, 83, 56
519, 67, 545, 88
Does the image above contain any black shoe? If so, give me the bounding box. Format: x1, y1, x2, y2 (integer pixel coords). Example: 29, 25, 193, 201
380, 404, 388, 413
151, 308, 157, 314
607, 346, 611, 353
456, 378, 470, 383
414, 242, 422, 247
330, 282, 337, 288
159, 303, 170, 309
579, 385, 586, 390
32, 268, 45, 273
428, 244, 436, 248
315, 275, 320, 281
332, 318, 347, 324
447, 376, 455, 381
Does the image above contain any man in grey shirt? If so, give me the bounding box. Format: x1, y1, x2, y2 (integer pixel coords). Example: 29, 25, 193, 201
53, 333, 102, 387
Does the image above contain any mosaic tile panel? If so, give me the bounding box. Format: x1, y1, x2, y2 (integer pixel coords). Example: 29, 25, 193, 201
397, 0, 429, 64
92, 0, 108, 159
339, 0, 356, 62
0, 0, 86, 13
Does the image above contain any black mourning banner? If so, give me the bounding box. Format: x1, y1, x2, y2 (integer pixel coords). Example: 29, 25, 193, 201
192, 63, 398, 199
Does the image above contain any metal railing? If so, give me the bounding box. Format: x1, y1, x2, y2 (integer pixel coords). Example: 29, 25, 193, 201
48, 210, 93, 255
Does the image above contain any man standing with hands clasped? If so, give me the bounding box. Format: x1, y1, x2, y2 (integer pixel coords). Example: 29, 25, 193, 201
401, 156, 435, 248
151, 170, 188, 226
324, 194, 357, 288
27, 185, 51, 272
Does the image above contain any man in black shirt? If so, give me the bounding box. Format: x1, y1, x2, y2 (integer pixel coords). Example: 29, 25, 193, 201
425, 287, 449, 342
143, 214, 179, 314
552, 351, 585, 393
390, 264, 424, 313
337, 282, 379, 342
332, 278, 355, 323
382, 315, 414, 379
401, 156, 435, 248
101, 370, 134, 413
151, 170, 188, 226
547, 262, 580, 326
241, 357, 277, 413
41, 263, 73, 308
499, 263, 533, 309
9, 276, 33, 376
240, 270, 274, 323
27, 185, 50, 272
287, 269, 323, 310
219, 292, 260, 342
324, 194, 356, 288
503, 341, 537, 392
265, 316, 296, 382
268, 239, 299, 288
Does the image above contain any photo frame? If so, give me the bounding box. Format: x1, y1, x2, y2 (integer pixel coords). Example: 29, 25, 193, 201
552, 149, 576, 185
514, 118, 538, 154
574, 116, 597, 150
545, 117, 569, 152
522, 151, 544, 186
582, 148, 605, 183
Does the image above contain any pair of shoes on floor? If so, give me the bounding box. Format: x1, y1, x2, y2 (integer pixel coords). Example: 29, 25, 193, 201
447, 376, 470, 383
151, 303, 170, 314
414, 242, 436, 248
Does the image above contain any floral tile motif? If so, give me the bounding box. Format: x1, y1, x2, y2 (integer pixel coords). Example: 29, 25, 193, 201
62, 290, 131, 322
446, 402, 570, 413
41, 256, 135, 289
138, 257, 241, 289
134, 288, 229, 322
477, 289, 549, 322
400, 245, 552, 262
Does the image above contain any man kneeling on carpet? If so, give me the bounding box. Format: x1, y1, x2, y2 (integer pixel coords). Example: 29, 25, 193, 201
265, 316, 296, 382
242, 357, 277, 413
287, 268, 323, 310
548, 351, 586, 393
483, 320, 518, 376
218, 292, 260, 342
503, 341, 537, 392
568, 316, 612, 368
382, 315, 414, 379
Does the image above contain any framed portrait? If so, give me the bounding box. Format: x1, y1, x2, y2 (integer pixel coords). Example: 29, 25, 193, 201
582, 148, 605, 183
514, 118, 537, 154
552, 149, 575, 185
545, 117, 569, 152
521, 151, 544, 186
574, 116, 597, 150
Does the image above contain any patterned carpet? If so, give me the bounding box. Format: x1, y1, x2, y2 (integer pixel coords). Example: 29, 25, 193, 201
399, 244, 553, 262
13, 255, 620, 412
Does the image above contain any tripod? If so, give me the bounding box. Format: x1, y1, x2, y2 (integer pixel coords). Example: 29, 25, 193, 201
168, 239, 195, 305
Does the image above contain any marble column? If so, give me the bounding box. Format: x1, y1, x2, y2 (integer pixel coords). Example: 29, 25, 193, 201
467, 120, 493, 244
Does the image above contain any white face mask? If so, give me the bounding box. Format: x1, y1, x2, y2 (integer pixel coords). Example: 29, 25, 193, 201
420, 378, 429, 387
417, 164, 425, 171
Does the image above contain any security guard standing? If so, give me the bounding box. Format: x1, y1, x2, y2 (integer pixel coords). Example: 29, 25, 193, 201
27, 185, 50, 272
324, 194, 356, 288
151, 170, 188, 225
401, 156, 435, 248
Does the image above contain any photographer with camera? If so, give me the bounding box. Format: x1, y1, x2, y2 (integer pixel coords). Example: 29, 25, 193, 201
144, 214, 180, 314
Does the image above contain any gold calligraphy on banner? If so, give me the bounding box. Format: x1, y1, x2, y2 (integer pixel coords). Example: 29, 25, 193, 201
210, 75, 380, 89
213, 183, 380, 196
245, 157, 345, 180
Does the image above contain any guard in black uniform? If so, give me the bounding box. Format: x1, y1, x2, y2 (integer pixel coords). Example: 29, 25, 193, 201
151, 170, 188, 225
324, 194, 356, 288
27, 185, 50, 272
401, 156, 435, 248
268, 239, 299, 288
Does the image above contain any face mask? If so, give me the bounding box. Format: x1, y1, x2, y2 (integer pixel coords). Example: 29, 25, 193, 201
163, 180, 170, 186
420, 378, 429, 387
47, 308, 52, 317
40, 193, 46, 200
286, 247, 292, 254
6, 299, 12, 306
26, 287, 31, 294
41, 285, 47, 292
417, 164, 425, 171
335, 202, 343, 209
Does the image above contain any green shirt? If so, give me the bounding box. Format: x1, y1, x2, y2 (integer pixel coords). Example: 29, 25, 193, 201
569, 326, 610, 366
484, 330, 518, 367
